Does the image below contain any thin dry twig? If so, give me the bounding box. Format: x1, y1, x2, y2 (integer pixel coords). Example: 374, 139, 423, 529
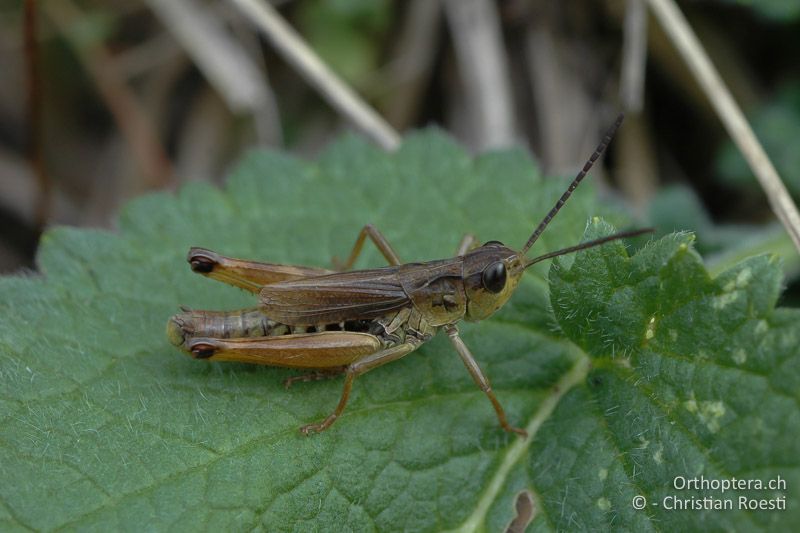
525, 21, 598, 175
647, 0, 800, 252
0, 147, 74, 228
144, 0, 280, 145
23, 0, 51, 231
43, 0, 173, 190
616, 114, 658, 209
383, 0, 442, 130
444, 0, 515, 150
112, 33, 181, 79
620, 0, 648, 112
226, 0, 400, 150
222, 3, 282, 145
618, 0, 657, 208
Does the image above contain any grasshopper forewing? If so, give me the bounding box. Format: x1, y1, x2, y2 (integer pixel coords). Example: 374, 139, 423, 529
168, 114, 652, 436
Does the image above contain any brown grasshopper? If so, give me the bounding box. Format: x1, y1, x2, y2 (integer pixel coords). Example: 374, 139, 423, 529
167, 114, 649, 436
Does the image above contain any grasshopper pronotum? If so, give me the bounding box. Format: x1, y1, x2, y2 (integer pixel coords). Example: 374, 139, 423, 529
167, 114, 649, 436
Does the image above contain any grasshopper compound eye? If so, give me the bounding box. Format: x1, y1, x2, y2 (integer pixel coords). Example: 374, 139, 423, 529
481, 261, 507, 293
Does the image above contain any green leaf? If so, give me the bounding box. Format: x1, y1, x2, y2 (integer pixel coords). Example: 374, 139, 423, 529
647, 184, 800, 279
546, 221, 799, 531
1, 131, 798, 531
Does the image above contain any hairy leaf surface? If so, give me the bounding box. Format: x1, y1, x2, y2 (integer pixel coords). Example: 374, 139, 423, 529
0, 131, 797, 531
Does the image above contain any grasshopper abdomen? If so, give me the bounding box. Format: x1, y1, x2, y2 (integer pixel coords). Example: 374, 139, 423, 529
167, 307, 287, 348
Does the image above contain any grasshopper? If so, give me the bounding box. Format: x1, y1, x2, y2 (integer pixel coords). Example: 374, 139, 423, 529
167, 114, 649, 436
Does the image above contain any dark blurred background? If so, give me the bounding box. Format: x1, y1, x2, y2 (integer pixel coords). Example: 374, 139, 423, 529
1, 0, 799, 298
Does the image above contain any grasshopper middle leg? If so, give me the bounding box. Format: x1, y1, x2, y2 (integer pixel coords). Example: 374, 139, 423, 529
335, 224, 403, 270
335, 225, 479, 270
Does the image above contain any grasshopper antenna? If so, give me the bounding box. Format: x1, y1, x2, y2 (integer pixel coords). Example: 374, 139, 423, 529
520, 113, 624, 255
524, 228, 654, 269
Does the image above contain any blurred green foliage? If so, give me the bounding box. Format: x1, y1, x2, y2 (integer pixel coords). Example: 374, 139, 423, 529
62, 8, 117, 51
648, 184, 800, 280
649, 184, 751, 254
296, 0, 393, 88
716, 81, 800, 197
716, 0, 800, 21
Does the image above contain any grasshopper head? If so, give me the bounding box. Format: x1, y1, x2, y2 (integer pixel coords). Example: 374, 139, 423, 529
462, 242, 526, 322
461, 115, 652, 322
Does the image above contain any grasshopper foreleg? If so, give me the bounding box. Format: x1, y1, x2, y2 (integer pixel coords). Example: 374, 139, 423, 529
334, 224, 403, 270
300, 340, 421, 435
455, 234, 479, 256
445, 325, 527, 437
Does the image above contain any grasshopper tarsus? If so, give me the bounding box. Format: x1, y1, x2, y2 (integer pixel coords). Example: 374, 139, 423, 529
299, 412, 342, 435
506, 426, 528, 438
170, 115, 641, 436
283, 368, 345, 389
300, 418, 334, 436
